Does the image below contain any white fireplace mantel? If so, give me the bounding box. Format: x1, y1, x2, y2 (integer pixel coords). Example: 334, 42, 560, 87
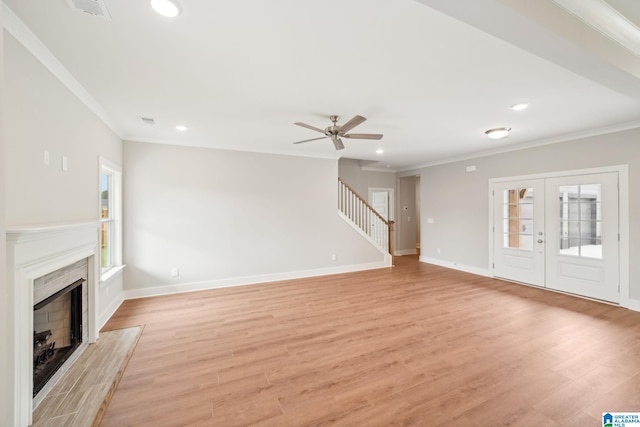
6, 221, 100, 427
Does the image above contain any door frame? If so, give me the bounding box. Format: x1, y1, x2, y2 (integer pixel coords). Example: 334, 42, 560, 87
488, 165, 629, 307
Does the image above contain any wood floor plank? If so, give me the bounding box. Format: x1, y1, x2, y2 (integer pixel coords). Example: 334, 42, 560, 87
100, 256, 640, 426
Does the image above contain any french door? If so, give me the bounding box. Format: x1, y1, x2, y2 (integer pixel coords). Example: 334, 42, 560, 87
492, 172, 619, 303
492, 179, 545, 287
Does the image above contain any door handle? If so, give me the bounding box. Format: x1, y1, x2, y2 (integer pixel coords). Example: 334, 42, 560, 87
537, 239, 543, 243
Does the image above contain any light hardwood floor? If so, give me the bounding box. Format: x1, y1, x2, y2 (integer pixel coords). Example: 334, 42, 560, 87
101, 256, 640, 426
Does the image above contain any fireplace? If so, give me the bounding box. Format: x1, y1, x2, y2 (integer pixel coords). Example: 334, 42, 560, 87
6, 222, 101, 426
33, 274, 85, 397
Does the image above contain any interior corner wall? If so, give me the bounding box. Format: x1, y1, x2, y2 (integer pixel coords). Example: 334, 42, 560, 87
123, 142, 386, 295
406, 127, 640, 300
0, 11, 10, 427
338, 158, 397, 198
2, 28, 125, 418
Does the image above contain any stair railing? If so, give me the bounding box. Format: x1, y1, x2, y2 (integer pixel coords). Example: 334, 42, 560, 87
338, 178, 395, 254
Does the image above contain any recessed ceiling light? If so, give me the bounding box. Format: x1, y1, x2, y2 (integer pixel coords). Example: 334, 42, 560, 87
150, 0, 182, 17
485, 127, 511, 139
511, 103, 529, 111
376, 149, 384, 155
176, 125, 188, 131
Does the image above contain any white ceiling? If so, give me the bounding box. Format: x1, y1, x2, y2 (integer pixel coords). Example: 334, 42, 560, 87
4, 0, 640, 171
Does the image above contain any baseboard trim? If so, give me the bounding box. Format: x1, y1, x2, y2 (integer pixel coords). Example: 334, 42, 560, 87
337, 211, 389, 257
421, 257, 640, 313
395, 249, 417, 256
123, 259, 392, 300
99, 294, 124, 329
625, 298, 640, 312
419, 256, 492, 277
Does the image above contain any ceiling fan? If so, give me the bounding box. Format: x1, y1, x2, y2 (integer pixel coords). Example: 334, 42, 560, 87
293, 115, 383, 150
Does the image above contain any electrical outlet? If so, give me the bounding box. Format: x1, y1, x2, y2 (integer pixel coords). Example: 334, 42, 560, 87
44, 150, 50, 166
171, 267, 179, 277
331, 254, 337, 261
437, 248, 441, 254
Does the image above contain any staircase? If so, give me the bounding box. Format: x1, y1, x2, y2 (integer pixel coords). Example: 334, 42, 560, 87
338, 178, 395, 255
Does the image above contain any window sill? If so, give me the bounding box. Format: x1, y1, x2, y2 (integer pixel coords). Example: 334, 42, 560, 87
100, 264, 126, 288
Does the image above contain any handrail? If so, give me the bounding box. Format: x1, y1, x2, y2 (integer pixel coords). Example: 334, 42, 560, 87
338, 178, 388, 224
338, 178, 395, 255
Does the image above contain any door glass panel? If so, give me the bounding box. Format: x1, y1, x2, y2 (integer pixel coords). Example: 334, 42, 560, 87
558, 184, 602, 259
502, 188, 534, 250
521, 219, 534, 235
520, 203, 533, 219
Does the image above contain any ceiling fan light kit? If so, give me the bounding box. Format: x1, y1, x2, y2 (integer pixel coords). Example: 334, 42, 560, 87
293, 115, 383, 151
485, 127, 511, 139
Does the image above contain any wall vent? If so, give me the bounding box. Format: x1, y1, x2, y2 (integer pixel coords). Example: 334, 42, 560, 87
66, 0, 112, 21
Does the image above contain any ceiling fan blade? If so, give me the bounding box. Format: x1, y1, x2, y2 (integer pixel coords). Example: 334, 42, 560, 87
332, 137, 345, 150
339, 115, 366, 133
343, 133, 383, 140
294, 122, 326, 134
293, 136, 329, 144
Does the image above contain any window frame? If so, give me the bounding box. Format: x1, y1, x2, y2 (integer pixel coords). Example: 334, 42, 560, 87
99, 157, 123, 281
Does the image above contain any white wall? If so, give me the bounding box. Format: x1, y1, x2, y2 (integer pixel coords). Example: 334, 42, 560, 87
339, 158, 397, 198
3, 34, 122, 226
2, 30, 124, 424
0, 9, 10, 426
123, 142, 387, 297
401, 127, 640, 300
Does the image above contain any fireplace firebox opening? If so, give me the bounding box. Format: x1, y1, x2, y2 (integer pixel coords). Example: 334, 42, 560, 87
33, 278, 84, 397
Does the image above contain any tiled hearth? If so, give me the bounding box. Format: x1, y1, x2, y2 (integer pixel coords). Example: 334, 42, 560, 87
6, 222, 101, 427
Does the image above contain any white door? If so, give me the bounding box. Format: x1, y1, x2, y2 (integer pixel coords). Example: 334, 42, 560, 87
370, 191, 389, 220
545, 173, 619, 303
493, 179, 545, 287
492, 172, 620, 303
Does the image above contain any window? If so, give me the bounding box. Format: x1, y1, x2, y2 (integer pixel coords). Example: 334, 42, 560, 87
502, 188, 534, 250
558, 183, 602, 259
99, 158, 122, 278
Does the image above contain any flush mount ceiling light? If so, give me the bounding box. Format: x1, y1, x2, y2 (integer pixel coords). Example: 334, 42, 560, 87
485, 127, 511, 139
176, 125, 188, 131
150, 0, 182, 17
511, 103, 529, 111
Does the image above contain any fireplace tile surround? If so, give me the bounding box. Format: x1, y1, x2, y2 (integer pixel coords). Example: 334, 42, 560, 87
6, 221, 101, 427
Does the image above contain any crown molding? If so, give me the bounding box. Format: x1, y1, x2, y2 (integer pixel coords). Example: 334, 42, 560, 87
399, 119, 640, 172
361, 166, 398, 173
551, 0, 640, 56
2, 2, 123, 138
